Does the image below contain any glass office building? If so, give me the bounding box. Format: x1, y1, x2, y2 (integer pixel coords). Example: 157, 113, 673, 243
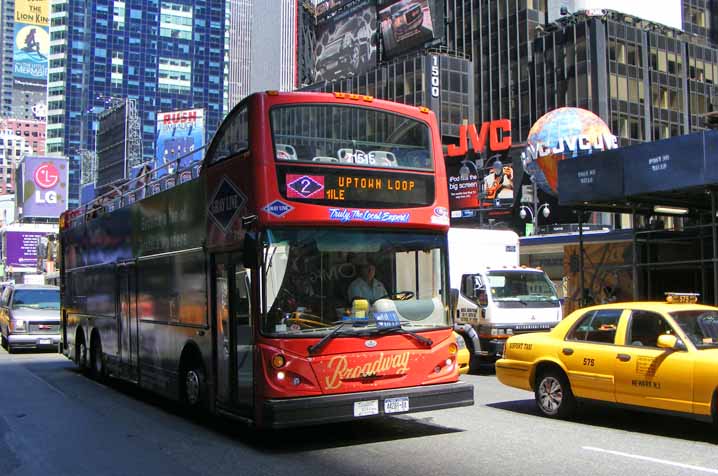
48, 0, 228, 208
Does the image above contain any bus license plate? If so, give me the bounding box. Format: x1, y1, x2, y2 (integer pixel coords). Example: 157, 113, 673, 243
353, 400, 379, 417
384, 397, 409, 414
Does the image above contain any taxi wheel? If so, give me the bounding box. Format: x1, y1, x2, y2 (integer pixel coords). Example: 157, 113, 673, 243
535, 369, 576, 419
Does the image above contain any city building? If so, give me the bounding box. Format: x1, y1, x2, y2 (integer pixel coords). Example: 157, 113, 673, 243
227, 0, 300, 108
0, 129, 33, 195
47, 0, 229, 208
442, 0, 718, 230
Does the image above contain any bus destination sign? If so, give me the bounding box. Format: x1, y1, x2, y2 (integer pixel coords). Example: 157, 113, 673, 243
278, 166, 434, 208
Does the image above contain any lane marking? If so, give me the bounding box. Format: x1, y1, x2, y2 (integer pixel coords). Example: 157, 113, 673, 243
583, 446, 718, 474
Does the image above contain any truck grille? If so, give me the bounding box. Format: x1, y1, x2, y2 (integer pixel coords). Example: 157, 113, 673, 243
28, 322, 60, 334
513, 323, 553, 332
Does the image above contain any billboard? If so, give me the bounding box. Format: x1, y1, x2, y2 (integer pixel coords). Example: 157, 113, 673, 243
379, 0, 435, 59
447, 157, 515, 214
13, 0, 49, 84
4, 231, 46, 268
547, 0, 683, 31
96, 101, 128, 188
17, 156, 70, 219
155, 108, 204, 177
315, 0, 378, 82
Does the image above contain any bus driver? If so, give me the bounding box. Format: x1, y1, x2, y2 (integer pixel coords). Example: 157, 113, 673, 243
348, 262, 388, 304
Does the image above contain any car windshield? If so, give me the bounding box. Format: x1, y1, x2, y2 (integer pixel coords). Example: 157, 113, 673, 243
487, 271, 559, 303
271, 104, 433, 171
262, 228, 449, 336
12, 289, 60, 310
670, 310, 718, 348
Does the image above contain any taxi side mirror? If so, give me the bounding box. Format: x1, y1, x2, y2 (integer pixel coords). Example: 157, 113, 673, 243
657, 334, 686, 351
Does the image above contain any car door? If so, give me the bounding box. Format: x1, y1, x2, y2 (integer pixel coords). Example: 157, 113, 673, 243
614, 310, 693, 413
558, 308, 624, 402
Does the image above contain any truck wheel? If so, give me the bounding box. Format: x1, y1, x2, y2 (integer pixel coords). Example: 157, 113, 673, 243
535, 368, 576, 419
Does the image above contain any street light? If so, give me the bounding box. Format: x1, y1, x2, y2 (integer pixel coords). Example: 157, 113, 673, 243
519, 176, 550, 234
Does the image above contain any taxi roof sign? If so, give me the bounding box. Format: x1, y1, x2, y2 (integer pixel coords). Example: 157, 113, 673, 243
665, 292, 700, 304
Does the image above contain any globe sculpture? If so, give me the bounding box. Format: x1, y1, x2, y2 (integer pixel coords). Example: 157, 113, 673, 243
523, 107, 617, 196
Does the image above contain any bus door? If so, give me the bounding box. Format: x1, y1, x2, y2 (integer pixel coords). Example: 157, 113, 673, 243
213, 253, 254, 417
118, 263, 139, 381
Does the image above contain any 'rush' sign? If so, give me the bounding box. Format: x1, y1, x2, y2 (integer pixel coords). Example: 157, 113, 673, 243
447, 119, 512, 157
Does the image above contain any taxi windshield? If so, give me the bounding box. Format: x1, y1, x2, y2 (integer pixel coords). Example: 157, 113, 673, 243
670, 310, 718, 348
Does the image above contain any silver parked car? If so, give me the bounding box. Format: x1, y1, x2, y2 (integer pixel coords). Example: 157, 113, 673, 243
0, 284, 61, 353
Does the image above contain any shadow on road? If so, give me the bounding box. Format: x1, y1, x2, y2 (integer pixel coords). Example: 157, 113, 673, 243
51, 364, 465, 452
488, 399, 718, 444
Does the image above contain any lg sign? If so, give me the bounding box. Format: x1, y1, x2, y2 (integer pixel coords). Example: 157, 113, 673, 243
34, 162, 60, 205
34, 162, 60, 188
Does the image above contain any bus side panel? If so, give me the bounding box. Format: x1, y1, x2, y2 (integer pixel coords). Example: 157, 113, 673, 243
136, 250, 210, 401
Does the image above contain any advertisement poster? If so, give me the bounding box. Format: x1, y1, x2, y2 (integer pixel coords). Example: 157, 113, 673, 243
379, 0, 434, 59
155, 108, 205, 178
446, 158, 515, 215
4, 231, 45, 268
20, 156, 69, 219
315, 0, 377, 82
13, 0, 49, 83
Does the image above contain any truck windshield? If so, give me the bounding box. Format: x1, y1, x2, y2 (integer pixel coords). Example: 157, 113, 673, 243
12, 289, 60, 310
670, 310, 718, 348
262, 229, 449, 336
487, 271, 559, 303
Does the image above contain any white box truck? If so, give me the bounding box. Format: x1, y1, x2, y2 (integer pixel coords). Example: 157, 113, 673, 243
448, 228, 562, 370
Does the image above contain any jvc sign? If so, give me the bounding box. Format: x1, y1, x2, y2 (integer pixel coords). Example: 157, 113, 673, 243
446, 119, 512, 157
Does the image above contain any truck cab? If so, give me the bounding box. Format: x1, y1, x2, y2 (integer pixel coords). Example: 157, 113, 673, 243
448, 228, 562, 369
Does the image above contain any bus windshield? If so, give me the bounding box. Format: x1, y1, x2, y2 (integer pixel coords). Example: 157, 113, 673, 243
262, 229, 449, 336
487, 271, 559, 304
271, 104, 433, 171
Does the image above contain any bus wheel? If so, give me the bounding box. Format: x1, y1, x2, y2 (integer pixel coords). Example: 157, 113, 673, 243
90, 336, 105, 380
181, 361, 206, 411
77, 338, 88, 372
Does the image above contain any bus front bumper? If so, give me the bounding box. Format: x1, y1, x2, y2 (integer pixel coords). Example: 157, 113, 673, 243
262, 381, 474, 429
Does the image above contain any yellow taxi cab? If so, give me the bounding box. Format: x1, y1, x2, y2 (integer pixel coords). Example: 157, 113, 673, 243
495, 293, 718, 423
454, 332, 470, 375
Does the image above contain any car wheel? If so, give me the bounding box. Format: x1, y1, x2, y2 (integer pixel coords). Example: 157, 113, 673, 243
7, 344, 14, 354
1, 333, 6, 349
535, 369, 576, 418
90, 337, 105, 380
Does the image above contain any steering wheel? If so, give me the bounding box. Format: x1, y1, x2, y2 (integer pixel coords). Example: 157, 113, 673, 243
377, 291, 415, 301
283, 312, 333, 329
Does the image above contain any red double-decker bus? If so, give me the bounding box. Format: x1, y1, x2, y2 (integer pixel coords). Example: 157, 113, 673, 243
59, 91, 473, 428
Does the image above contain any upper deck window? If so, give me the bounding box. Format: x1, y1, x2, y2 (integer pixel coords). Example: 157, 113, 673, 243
207, 106, 249, 165
270, 104, 433, 171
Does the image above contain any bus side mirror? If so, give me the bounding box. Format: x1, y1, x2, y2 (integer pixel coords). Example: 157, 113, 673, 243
242, 232, 258, 269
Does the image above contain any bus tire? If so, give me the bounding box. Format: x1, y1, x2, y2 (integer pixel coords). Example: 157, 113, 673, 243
90, 334, 105, 380
76, 333, 88, 372
180, 356, 207, 413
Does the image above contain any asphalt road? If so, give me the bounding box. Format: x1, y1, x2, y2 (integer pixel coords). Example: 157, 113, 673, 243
1, 348, 716, 476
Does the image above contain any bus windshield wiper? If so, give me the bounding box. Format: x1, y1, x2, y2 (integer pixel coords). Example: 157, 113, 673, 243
372, 325, 433, 347
307, 321, 350, 355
